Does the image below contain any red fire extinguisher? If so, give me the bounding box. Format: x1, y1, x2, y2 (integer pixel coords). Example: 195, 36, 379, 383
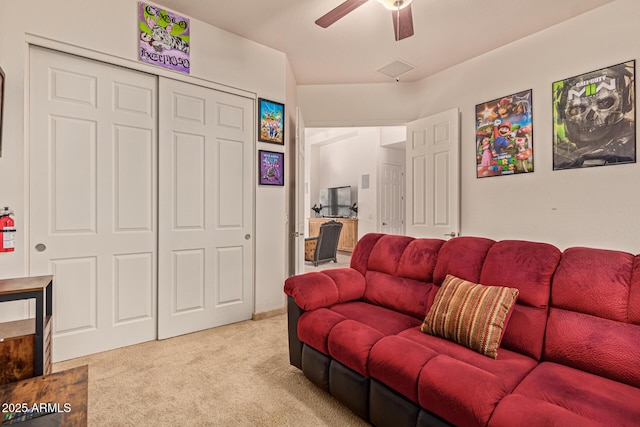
0, 207, 16, 252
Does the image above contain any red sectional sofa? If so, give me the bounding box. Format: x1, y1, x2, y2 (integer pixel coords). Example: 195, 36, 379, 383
284, 233, 640, 427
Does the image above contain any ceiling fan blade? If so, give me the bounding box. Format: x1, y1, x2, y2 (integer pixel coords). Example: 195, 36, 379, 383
315, 0, 369, 28
392, 4, 414, 41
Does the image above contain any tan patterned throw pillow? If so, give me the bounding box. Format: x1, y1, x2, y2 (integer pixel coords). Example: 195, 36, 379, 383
421, 274, 519, 359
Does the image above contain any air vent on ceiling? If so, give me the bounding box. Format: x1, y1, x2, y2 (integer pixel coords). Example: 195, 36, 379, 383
376, 60, 415, 79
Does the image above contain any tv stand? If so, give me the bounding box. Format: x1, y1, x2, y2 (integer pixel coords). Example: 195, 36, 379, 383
309, 218, 358, 252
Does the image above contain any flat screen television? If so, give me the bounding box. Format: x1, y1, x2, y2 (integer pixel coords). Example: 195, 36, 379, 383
319, 186, 352, 218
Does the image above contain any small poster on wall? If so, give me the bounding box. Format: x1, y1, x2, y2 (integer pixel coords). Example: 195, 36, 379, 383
138, 2, 190, 74
258, 150, 284, 186
258, 98, 285, 145
475, 89, 534, 178
552, 60, 635, 170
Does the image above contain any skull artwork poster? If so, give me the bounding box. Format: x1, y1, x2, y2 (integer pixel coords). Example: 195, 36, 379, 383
553, 60, 635, 170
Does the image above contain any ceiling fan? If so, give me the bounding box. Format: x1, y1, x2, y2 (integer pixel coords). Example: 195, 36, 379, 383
315, 0, 415, 41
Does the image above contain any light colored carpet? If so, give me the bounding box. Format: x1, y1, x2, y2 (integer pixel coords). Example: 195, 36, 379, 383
54, 314, 369, 426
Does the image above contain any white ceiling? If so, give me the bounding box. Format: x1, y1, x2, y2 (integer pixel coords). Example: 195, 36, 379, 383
154, 0, 614, 85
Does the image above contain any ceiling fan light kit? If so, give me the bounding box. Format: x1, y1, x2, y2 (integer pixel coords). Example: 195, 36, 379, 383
377, 0, 413, 10
316, 0, 415, 41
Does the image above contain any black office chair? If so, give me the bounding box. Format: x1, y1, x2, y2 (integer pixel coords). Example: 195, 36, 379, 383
304, 220, 343, 266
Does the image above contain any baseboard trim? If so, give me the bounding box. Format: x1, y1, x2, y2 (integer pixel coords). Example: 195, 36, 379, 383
252, 306, 286, 321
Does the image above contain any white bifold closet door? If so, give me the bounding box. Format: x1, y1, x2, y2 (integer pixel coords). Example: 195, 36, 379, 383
29, 47, 255, 360
157, 77, 254, 340
29, 46, 158, 361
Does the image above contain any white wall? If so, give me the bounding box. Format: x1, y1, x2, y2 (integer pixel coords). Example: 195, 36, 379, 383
299, 0, 640, 253
0, 0, 288, 315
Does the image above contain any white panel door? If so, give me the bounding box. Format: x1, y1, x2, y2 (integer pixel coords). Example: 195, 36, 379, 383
406, 108, 460, 238
29, 47, 157, 361
294, 107, 306, 275
158, 78, 254, 339
380, 162, 405, 235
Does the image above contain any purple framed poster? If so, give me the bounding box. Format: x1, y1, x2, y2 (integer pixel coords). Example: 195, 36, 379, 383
259, 150, 284, 186
139, 2, 190, 74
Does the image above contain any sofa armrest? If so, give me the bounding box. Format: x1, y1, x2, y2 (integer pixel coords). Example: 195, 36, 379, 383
284, 267, 366, 311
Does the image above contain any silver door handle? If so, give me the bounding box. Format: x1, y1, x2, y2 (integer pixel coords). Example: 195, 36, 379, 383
443, 232, 457, 237
35, 243, 47, 252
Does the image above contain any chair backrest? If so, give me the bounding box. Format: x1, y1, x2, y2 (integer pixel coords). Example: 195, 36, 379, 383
316, 220, 343, 261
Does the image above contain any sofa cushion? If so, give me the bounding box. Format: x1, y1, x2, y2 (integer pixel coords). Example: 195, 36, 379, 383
489, 362, 640, 427
366, 234, 415, 275
363, 271, 435, 319
326, 302, 422, 377
479, 240, 561, 360
395, 238, 445, 281
369, 335, 440, 403
433, 236, 496, 285
361, 236, 444, 319
328, 320, 384, 377
421, 274, 519, 359
329, 301, 422, 335
402, 327, 537, 427
545, 247, 640, 388
371, 326, 537, 425
545, 308, 640, 388
552, 247, 634, 321
349, 232, 385, 276
298, 308, 347, 355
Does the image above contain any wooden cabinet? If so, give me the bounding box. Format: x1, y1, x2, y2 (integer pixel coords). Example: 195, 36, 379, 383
0, 276, 53, 385
309, 218, 358, 252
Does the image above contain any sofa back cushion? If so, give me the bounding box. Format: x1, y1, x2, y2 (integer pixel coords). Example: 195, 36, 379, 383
479, 240, 561, 360
361, 234, 445, 319
544, 247, 640, 388
350, 233, 385, 275
433, 236, 495, 285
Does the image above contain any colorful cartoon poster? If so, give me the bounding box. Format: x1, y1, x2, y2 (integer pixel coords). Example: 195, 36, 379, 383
139, 2, 190, 74
553, 61, 635, 170
476, 90, 534, 178
258, 98, 285, 145
259, 150, 284, 186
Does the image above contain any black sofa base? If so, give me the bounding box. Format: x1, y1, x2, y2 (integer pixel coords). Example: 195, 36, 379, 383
299, 344, 452, 427
290, 296, 451, 426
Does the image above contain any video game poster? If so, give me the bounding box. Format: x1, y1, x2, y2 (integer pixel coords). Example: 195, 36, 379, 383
139, 2, 190, 74
258, 150, 284, 186
258, 98, 285, 144
476, 89, 534, 178
552, 60, 635, 170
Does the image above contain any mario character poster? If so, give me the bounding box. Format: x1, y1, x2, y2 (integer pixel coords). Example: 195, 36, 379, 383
258, 98, 285, 145
476, 89, 534, 178
553, 61, 635, 170
139, 2, 190, 74
259, 150, 284, 186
